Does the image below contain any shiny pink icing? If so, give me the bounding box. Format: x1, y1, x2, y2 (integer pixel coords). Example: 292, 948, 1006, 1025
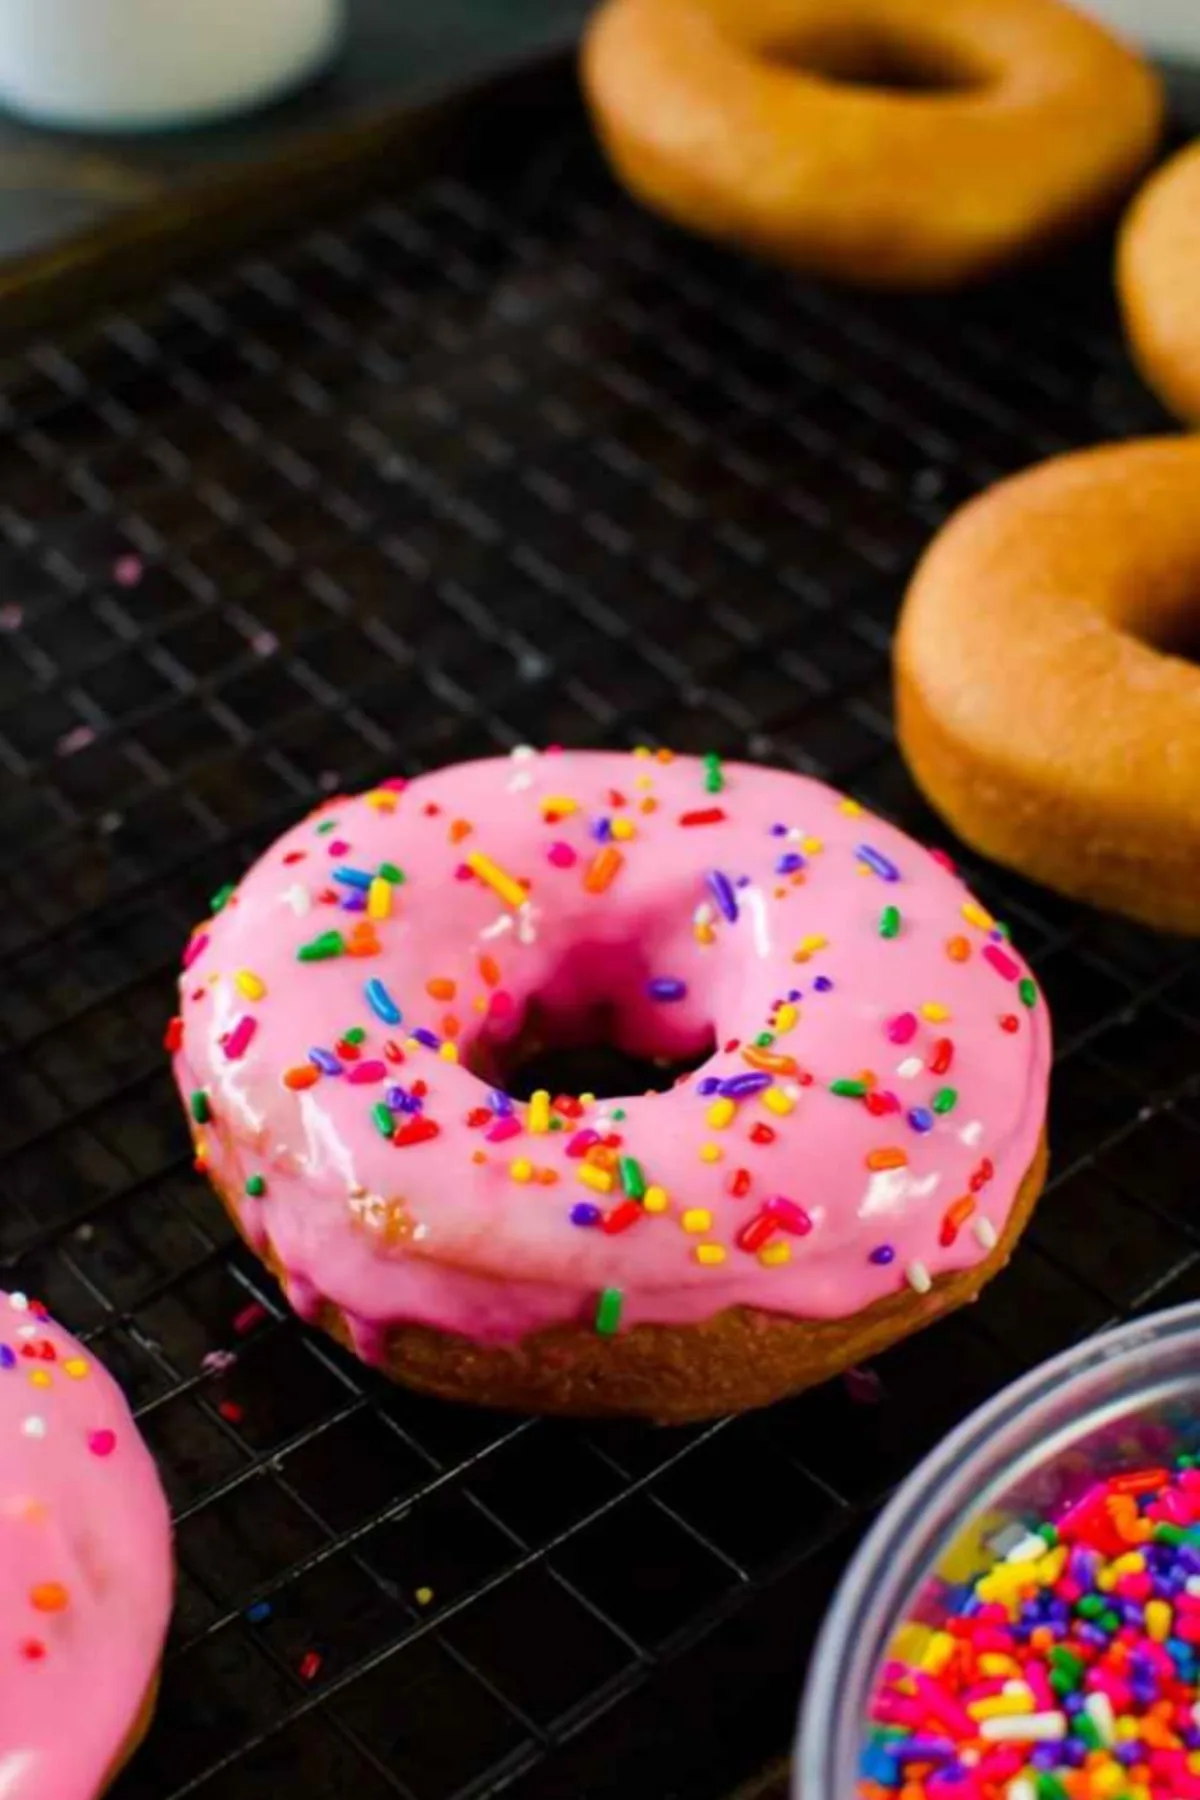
0, 1291, 171, 1798
173, 751, 1049, 1352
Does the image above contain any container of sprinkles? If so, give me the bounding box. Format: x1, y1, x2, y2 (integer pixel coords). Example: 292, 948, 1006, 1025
794, 1303, 1200, 1800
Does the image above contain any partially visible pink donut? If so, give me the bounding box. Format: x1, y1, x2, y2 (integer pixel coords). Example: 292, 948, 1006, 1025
172, 749, 1050, 1419
0, 1290, 172, 1797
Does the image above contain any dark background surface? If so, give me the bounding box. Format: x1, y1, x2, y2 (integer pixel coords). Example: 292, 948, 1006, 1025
0, 14, 1196, 1800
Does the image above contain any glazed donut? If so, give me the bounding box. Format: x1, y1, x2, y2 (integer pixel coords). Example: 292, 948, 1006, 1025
0, 1290, 171, 1798
1118, 140, 1200, 422
581, 0, 1162, 289
173, 751, 1049, 1421
896, 438, 1200, 936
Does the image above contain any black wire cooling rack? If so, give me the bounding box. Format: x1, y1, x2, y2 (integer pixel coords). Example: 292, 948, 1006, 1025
0, 54, 1197, 1800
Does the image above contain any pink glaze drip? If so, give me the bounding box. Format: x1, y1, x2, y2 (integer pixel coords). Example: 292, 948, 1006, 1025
0, 1291, 172, 1798
173, 751, 1050, 1349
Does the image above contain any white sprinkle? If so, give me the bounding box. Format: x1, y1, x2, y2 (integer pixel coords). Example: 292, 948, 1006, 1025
1192, 1697, 1200, 1728
515, 902, 539, 947
8, 1293, 28, 1313
1187, 1578, 1200, 1599
979, 1712, 1066, 1744
973, 1217, 998, 1250
693, 901, 714, 927
15, 1325, 37, 1341
959, 1119, 984, 1147
742, 885, 771, 959
1006, 1780, 1037, 1800
1004, 1533, 1048, 1565
787, 827, 804, 841
480, 912, 514, 941
905, 1260, 932, 1295
280, 883, 311, 917
896, 1056, 923, 1080
1084, 1691, 1115, 1746
506, 744, 537, 791
21, 1416, 46, 1438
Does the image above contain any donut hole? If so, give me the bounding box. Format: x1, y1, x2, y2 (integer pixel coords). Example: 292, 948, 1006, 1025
501, 1029, 716, 1103
1123, 587, 1200, 666
768, 23, 990, 96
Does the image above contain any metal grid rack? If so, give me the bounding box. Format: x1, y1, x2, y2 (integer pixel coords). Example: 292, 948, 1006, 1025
0, 60, 1196, 1800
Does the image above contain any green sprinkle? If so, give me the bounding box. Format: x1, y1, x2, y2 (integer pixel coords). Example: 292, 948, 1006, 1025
703, 752, 724, 794
1036, 1522, 1058, 1545
1155, 1523, 1189, 1545
830, 1078, 867, 1098
595, 1287, 623, 1336
1076, 1594, 1106, 1618
754, 1032, 774, 1048
297, 931, 345, 962
245, 1174, 267, 1198
1018, 977, 1038, 1009
379, 862, 405, 885
1098, 1609, 1120, 1634
612, 1108, 627, 1122
618, 1156, 645, 1200
996, 919, 1011, 939
190, 1090, 211, 1124
210, 882, 237, 913
932, 1087, 958, 1115
316, 819, 337, 835
343, 1027, 367, 1045
1035, 1775, 1068, 1800
371, 1103, 395, 1139
878, 905, 901, 939
1074, 1713, 1101, 1750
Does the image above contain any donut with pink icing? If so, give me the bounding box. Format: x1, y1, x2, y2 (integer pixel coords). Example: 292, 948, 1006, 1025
172, 749, 1050, 1419
0, 1290, 171, 1797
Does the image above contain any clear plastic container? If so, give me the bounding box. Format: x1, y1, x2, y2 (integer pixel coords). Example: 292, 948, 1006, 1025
794, 1301, 1200, 1800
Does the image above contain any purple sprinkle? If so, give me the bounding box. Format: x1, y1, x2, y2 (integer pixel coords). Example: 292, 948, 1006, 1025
718, 1072, 773, 1099
0, 1345, 14, 1369
856, 844, 901, 882
813, 976, 833, 992
412, 1027, 441, 1050
908, 1107, 935, 1133
590, 816, 612, 842
647, 977, 687, 1002
706, 869, 739, 922
341, 892, 367, 912
696, 1076, 721, 1096
775, 852, 805, 875
570, 1202, 601, 1228
787, 989, 802, 1003
488, 1090, 514, 1115
869, 1245, 896, 1265
386, 1085, 421, 1113
769, 823, 788, 836
736, 874, 751, 888
308, 1047, 343, 1075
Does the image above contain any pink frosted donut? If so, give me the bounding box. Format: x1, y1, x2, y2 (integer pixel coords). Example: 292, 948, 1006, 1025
172, 749, 1050, 1420
0, 1290, 171, 1797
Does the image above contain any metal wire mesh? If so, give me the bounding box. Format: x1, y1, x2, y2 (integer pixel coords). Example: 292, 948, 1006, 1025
0, 69, 1196, 1800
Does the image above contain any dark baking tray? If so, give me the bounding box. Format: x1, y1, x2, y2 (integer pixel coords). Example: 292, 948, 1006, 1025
1, 47, 1197, 1800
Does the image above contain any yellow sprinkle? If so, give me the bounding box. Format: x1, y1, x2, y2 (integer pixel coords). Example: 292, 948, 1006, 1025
762, 1087, 795, 1117
961, 900, 994, 931
758, 1242, 791, 1267
29, 1370, 51, 1388
1110, 1552, 1146, 1577
528, 1089, 551, 1134
609, 816, 635, 841
1035, 1546, 1068, 1585
643, 1186, 669, 1214
919, 1632, 956, 1676
968, 1692, 1034, 1721
633, 745, 652, 758
363, 790, 398, 811
368, 877, 392, 920
62, 1359, 89, 1379
1116, 1718, 1140, 1743
706, 1098, 735, 1129
838, 797, 863, 816
465, 850, 527, 911
579, 1092, 597, 1106
698, 1142, 722, 1163
800, 933, 827, 955
235, 969, 266, 1000
1145, 1599, 1172, 1642
510, 1159, 534, 1183
540, 796, 579, 817
695, 1244, 726, 1266
920, 1002, 951, 1022
682, 1208, 712, 1234
977, 1654, 1021, 1679
773, 1003, 799, 1033
634, 774, 653, 790
415, 1586, 434, 1606
439, 1041, 459, 1063
578, 1163, 614, 1194
802, 836, 823, 855
1095, 1569, 1116, 1592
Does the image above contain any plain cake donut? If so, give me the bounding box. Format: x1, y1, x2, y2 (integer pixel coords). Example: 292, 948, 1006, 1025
581, 0, 1162, 289
173, 749, 1050, 1421
1118, 140, 1200, 423
896, 438, 1200, 936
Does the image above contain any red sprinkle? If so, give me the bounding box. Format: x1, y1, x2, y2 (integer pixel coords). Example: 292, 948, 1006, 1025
928, 1037, 954, 1075
164, 1016, 184, 1053
728, 1167, 752, 1199
298, 1651, 322, 1682
603, 1200, 643, 1235
679, 808, 727, 826
736, 1210, 776, 1253
217, 1400, 244, 1423
393, 1118, 441, 1148
749, 1123, 776, 1146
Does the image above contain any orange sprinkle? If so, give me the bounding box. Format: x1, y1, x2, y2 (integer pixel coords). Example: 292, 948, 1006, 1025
866, 1147, 907, 1172
654, 747, 674, 763
346, 926, 381, 957
741, 1046, 799, 1077
478, 954, 500, 988
283, 1065, 320, 1090
30, 1583, 69, 1613
584, 846, 624, 894
449, 818, 472, 844
946, 935, 971, 962
442, 1014, 460, 1039
939, 1195, 975, 1245
471, 1150, 487, 1164
640, 797, 658, 814
426, 977, 457, 1001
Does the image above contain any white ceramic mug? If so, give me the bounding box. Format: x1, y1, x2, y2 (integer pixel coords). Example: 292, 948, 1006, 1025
1073, 0, 1200, 60
0, 0, 345, 132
